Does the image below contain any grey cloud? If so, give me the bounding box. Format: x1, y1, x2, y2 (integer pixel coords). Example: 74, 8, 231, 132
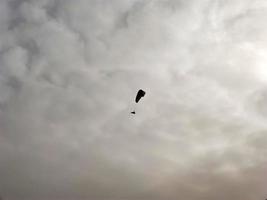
1, 0, 267, 200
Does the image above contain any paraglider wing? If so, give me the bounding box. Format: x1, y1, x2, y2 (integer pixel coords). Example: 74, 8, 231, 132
135, 89, 146, 103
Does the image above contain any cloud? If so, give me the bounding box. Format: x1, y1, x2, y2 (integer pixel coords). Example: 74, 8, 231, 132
1, 0, 267, 199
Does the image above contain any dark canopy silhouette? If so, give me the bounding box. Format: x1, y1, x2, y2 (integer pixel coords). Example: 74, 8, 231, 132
135, 89, 146, 103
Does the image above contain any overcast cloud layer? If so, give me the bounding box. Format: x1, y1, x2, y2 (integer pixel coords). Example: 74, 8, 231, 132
1, 0, 267, 199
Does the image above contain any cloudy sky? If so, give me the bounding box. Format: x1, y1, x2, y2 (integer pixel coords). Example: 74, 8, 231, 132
1, 0, 267, 199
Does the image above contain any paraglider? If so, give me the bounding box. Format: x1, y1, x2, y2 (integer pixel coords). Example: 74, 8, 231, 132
131, 89, 146, 114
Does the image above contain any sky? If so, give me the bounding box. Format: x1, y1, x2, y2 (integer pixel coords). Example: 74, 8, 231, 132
0, 0, 267, 199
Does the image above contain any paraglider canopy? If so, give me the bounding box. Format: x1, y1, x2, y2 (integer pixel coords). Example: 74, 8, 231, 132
135, 89, 146, 103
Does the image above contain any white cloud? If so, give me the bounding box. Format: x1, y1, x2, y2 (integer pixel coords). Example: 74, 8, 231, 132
1, 0, 267, 199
